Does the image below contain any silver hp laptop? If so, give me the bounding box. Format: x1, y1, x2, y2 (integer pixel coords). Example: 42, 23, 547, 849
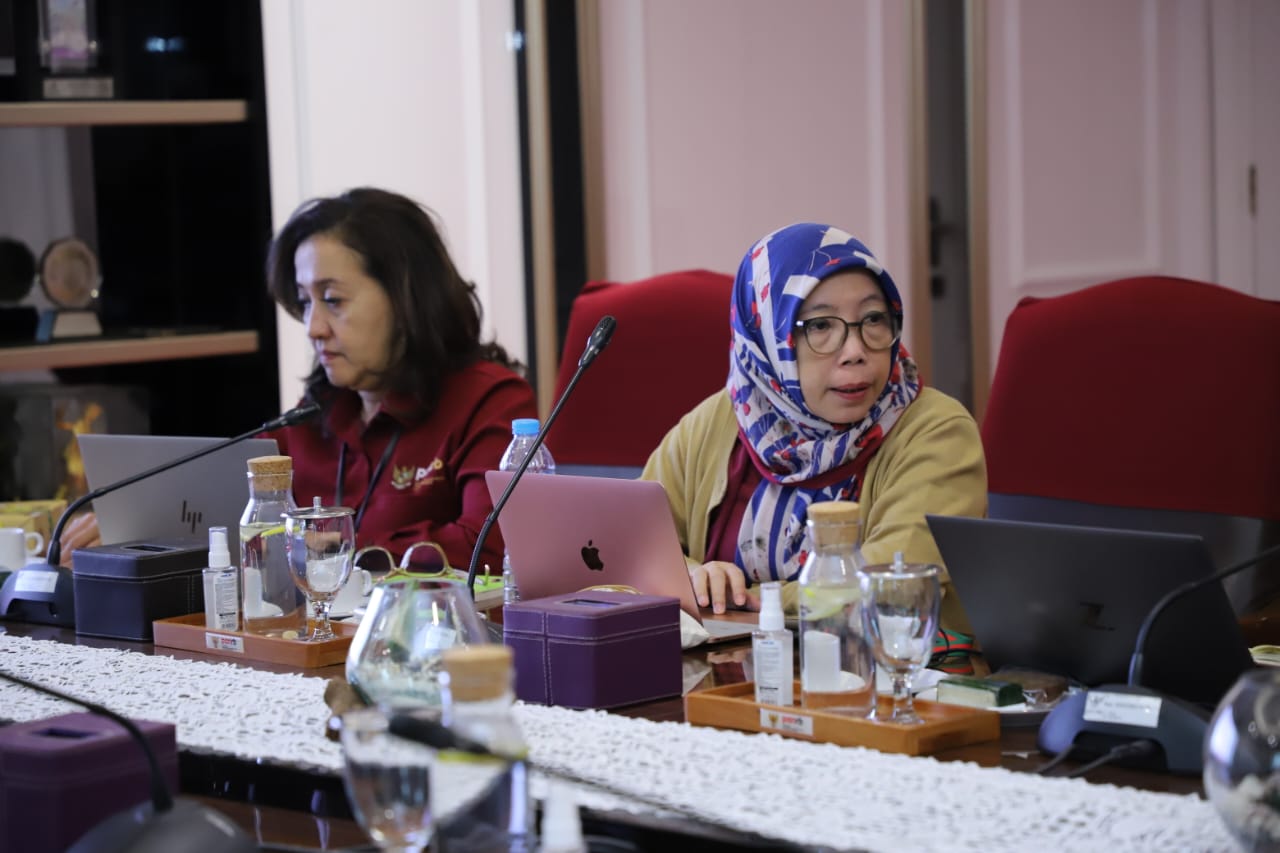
78, 435, 279, 565
485, 471, 756, 642
926, 514, 1251, 705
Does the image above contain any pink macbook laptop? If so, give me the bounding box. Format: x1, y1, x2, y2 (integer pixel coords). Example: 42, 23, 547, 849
484, 471, 755, 641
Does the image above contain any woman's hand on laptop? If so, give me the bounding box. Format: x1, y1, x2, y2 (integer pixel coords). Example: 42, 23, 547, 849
690, 561, 761, 614
58, 511, 101, 568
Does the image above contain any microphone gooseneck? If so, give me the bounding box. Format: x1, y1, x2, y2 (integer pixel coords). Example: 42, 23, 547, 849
44, 403, 321, 566
0, 668, 173, 813
465, 316, 617, 598
1128, 541, 1280, 686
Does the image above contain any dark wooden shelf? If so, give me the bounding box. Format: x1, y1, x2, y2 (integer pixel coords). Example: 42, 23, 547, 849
0, 100, 249, 127
0, 330, 259, 371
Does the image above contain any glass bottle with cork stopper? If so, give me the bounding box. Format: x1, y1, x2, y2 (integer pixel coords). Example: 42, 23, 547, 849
797, 500, 876, 717
240, 454, 305, 637
435, 645, 533, 852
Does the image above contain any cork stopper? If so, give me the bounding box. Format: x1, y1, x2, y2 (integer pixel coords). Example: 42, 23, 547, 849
441, 645, 513, 703
806, 500, 861, 547
246, 455, 293, 492
806, 500, 860, 524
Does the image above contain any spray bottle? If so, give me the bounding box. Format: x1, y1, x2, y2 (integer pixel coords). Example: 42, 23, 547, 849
202, 526, 240, 631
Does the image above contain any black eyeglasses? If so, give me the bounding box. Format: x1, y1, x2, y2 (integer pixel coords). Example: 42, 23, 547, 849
793, 311, 900, 355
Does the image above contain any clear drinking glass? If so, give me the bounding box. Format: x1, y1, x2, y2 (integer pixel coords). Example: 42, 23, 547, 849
346, 578, 492, 709
861, 562, 941, 725
283, 499, 355, 642
341, 706, 435, 853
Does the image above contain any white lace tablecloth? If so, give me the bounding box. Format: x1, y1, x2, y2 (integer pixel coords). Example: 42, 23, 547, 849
0, 634, 1236, 852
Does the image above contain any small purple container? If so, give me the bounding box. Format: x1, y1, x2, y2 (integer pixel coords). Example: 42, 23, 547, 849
503, 591, 682, 709
0, 712, 178, 853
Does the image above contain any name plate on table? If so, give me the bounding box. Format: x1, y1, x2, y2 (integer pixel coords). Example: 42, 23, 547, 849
1083, 690, 1162, 729
14, 569, 59, 594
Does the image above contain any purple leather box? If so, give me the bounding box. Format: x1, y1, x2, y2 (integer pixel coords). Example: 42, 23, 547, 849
503, 591, 682, 709
0, 712, 179, 853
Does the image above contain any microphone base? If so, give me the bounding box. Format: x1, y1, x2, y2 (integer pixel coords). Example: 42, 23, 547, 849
1037, 683, 1210, 775
0, 560, 76, 627
67, 798, 256, 853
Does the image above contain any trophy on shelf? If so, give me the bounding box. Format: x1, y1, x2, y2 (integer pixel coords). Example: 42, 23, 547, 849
37, 0, 113, 100
35, 236, 102, 341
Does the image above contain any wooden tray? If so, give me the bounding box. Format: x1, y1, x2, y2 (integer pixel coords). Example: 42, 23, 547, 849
685, 681, 1000, 756
152, 613, 356, 668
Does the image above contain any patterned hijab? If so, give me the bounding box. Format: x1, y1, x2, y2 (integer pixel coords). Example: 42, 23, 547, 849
728, 223, 920, 582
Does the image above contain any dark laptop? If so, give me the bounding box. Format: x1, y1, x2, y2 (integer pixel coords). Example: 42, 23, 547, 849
926, 515, 1253, 705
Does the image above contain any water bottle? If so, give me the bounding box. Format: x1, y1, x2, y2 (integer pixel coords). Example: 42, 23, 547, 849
798, 500, 876, 717
498, 418, 555, 603
240, 455, 305, 637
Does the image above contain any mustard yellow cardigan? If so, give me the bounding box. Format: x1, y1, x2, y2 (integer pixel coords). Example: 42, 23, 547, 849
639, 387, 987, 634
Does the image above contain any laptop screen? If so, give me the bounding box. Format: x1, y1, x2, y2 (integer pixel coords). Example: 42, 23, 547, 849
927, 514, 1251, 705
79, 435, 279, 565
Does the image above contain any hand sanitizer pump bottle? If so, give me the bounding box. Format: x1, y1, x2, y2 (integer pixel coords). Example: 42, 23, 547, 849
752, 581, 794, 706
798, 500, 875, 717
202, 526, 239, 631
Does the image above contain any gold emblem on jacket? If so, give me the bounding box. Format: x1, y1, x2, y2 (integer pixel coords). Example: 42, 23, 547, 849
391, 458, 445, 492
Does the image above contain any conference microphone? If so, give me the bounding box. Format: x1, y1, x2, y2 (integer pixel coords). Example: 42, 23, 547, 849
465, 315, 617, 599
1038, 541, 1280, 775
386, 710, 809, 851
0, 402, 321, 627
0, 667, 254, 853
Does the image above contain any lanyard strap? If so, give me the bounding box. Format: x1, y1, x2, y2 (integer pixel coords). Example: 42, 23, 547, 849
336, 426, 402, 533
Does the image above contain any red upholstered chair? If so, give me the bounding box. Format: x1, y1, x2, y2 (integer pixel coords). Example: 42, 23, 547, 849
981, 275, 1280, 616
544, 270, 734, 476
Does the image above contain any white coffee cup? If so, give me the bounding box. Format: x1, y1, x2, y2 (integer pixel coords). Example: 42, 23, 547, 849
331, 567, 374, 616
0, 527, 44, 571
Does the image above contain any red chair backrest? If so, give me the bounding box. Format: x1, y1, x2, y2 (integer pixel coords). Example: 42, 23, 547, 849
981, 275, 1280, 521
545, 270, 734, 468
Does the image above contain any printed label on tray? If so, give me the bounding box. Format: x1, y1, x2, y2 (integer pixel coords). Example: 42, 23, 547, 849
205, 632, 245, 654
759, 707, 815, 737
1082, 690, 1161, 728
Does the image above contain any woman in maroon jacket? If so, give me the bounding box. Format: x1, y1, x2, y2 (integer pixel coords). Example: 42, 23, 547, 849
264, 188, 535, 570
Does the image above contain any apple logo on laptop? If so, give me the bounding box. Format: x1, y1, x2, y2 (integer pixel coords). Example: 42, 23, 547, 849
581, 540, 604, 571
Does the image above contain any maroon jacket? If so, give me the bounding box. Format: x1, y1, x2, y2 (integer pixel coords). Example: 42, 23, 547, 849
272, 360, 536, 570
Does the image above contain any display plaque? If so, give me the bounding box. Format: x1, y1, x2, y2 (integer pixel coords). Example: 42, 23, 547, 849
37, 0, 112, 99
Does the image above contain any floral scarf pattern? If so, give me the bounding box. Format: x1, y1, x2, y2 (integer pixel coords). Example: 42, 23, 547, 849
728, 223, 920, 581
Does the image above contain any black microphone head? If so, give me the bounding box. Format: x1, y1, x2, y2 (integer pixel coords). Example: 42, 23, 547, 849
278, 401, 321, 427
578, 315, 617, 368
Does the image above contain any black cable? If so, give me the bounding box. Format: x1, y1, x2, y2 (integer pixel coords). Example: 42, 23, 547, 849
1065, 740, 1158, 779
1034, 744, 1077, 775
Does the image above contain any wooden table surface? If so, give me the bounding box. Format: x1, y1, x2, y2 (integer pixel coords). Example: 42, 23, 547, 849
0, 616, 1205, 851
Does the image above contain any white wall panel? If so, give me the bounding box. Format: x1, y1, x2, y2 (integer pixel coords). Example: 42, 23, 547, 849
261, 0, 524, 411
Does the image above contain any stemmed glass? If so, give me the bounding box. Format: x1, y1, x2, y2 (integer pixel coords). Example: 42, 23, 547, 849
346, 578, 492, 708
283, 498, 355, 642
341, 706, 434, 853
861, 561, 941, 725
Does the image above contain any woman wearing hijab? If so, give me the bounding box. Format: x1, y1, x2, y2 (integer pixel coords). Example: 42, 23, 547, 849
640, 223, 986, 634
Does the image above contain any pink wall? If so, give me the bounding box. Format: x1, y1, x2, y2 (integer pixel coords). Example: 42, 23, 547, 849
595, 0, 918, 331
983, 0, 1216, 376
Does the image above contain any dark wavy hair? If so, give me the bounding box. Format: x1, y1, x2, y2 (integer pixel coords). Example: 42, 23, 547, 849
266, 188, 521, 420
